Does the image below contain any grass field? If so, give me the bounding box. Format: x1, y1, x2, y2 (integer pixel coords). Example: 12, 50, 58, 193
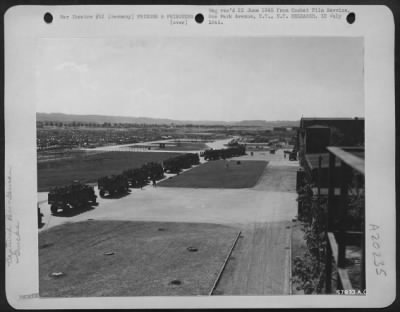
158, 160, 268, 189
38, 151, 181, 192
39, 220, 239, 297
38, 149, 100, 163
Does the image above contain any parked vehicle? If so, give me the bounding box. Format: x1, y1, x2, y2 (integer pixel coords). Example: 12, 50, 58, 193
201, 145, 246, 161
123, 168, 149, 188
37, 204, 44, 228
163, 153, 200, 173
98, 175, 129, 197
142, 162, 165, 181
48, 181, 97, 214
289, 151, 297, 161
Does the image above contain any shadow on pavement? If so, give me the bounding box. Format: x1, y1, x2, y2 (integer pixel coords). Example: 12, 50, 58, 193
52, 205, 96, 218
99, 190, 131, 199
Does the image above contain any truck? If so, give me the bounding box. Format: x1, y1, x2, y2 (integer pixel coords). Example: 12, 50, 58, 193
142, 162, 165, 181
123, 162, 165, 188
123, 168, 149, 188
38, 204, 44, 228
98, 175, 129, 197
163, 153, 200, 173
48, 181, 97, 214
289, 150, 298, 161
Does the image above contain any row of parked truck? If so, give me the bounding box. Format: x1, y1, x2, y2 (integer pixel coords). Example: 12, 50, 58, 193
45, 153, 200, 216
200, 145, 246, 160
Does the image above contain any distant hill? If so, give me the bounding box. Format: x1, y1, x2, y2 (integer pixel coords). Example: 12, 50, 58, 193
235, 120, 299, 128
36, 113, 299, 127
234, 120, 269, 127
37, 113, 180, 125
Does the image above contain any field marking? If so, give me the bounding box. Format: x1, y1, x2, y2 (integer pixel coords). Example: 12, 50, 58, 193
289, 224, 293, 295
209, 230, 242, 296
253, 161, 270, 187
283, 224, 292, 295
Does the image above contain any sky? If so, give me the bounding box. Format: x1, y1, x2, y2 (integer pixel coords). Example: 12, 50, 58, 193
36, 37, 364, 121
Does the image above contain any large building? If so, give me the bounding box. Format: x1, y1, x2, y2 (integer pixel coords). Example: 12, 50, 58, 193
297, 117, 364, 154
297, 117, 364, 187
295, 117, 365, 293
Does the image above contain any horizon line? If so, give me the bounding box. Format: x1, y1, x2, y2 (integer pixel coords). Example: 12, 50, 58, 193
36, 112, 364, 123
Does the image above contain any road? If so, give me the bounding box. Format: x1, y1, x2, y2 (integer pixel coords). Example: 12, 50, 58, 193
79, 138, 232, 153
213, 221, 292, 295
213, 149, 298, 295
38, 149, 299, 295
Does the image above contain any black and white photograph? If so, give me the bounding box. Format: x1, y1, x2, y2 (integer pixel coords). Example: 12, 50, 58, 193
35, 36, 365, 297
4, 5, 395, 309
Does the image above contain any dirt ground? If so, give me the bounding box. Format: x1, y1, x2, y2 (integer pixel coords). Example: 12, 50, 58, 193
38, 149, 299, 296
39, 221, 239, 297
213, 221, 292, 295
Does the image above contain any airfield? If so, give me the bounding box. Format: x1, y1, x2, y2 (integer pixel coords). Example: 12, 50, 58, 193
38, 143, 299, 296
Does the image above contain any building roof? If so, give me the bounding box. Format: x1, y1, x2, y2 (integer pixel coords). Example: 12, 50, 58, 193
299, 117, 364, 130
300, 117, 364, 121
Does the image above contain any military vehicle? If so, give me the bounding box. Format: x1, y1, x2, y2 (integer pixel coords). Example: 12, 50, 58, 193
284, 149, 297, 161
142, 162, 165, 181
123, 162, 165, 188
98, 174, 129, 197
48, 181, 97, 214
37, 204, 44, 228
163, 153, 200, 173
289, 151, 297, 161
123, 167, 149, 188
201, 146, 246, 161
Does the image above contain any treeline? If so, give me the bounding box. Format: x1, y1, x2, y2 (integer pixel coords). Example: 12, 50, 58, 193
37, 120, 270, 129
200, 145, 246, 160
